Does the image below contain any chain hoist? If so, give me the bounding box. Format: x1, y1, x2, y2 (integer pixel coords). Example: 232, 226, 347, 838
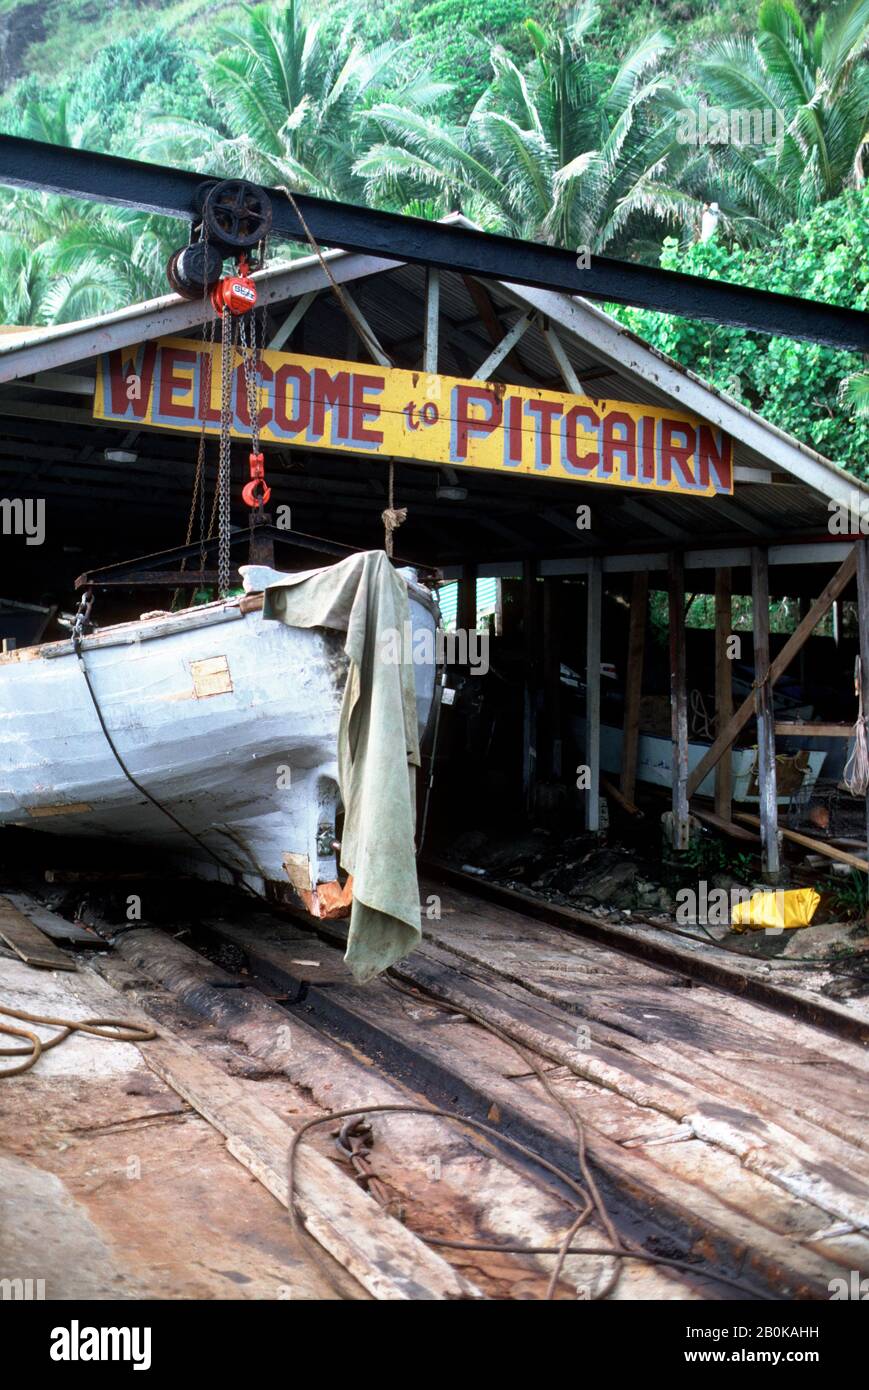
167, 180, 274, 598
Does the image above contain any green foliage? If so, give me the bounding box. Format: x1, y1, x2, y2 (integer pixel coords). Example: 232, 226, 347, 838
616, 186, 869, 480
66, 30, 212, 151
0, 0, 865, 521
827, 870, 869, 919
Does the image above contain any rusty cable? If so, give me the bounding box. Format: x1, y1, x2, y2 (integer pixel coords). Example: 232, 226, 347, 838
0, 1002, 155, 1078
286, 1102, 770, 1301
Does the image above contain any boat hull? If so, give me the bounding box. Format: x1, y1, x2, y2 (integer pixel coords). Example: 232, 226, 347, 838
0, 586, 438, 910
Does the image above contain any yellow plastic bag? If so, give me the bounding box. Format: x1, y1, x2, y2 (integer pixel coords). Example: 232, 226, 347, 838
731, 888, 820, 931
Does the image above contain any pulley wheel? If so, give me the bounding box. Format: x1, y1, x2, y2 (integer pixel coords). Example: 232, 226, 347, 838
166, 241, 225, 300
202, 179, 273, 252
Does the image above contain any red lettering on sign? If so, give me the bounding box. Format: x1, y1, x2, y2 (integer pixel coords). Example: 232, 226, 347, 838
235, 358, 273, 430
639, 416, 656, 480
660, 418, 695, 486
157, 346, 197, 420
601, 411, 636, 477
506, 396, 523, 464
197, 349, 221, 425
564, 405, 599, 473
526, 399, 563, 470
274, 365, 310, 434
311, 368, 351, 439
697, 424, 732, 492
106, 342, 158, 418
350, 373, 384, 445
453, 385, 502, 461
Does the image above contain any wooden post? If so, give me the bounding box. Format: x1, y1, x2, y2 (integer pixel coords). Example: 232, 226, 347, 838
424, 268, 440, 375
857, 538, 869, 886
751, 547, 780, 881
714, 568, 733, 821
457, 563, 477, 635
687, 548, 857, 797
669, 553, 690, 849
543, 578, 562, 778
621, 570, 648, 805
585, 557, 602, 833
522, 561, 538, 816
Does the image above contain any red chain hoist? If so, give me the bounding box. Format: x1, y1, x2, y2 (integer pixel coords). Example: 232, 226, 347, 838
209, 254, 272, 512
167, 180, 275, 567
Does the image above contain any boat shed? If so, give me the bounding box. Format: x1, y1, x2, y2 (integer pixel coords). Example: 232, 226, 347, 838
1, 215, 868, 879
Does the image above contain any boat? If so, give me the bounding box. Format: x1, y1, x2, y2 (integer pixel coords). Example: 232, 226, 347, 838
0, 561, 439, 915
596, 722, 827, 803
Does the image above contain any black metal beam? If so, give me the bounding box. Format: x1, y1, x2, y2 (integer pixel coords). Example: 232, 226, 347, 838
0, 136, 866, 352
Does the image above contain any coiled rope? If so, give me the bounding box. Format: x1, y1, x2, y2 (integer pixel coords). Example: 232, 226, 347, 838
844, 656, 869, 797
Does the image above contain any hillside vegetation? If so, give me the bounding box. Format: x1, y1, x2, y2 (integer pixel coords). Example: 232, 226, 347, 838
0, 0, 866, 474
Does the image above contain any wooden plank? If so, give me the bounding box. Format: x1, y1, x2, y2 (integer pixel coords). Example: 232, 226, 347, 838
0, 894, 75, 970
208, 919, 857, 1296
140, 1030, 477, 1302
620, 570, 648, 805
752, 547, 780, 880
692, 806, 759, 842
735, 815, 868, 873
714, 568, 733, 819
668, 553, 690, 849
601, 777, 641, 817
687, 546, 859, 796
3, 890, 100, 944
857, 538, 869, 882
585, 557, 602, 832
774, 722, 855, 738
107, 925, 633, 1299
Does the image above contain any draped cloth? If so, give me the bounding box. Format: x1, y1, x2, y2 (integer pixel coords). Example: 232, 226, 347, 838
241, 551, 421, 982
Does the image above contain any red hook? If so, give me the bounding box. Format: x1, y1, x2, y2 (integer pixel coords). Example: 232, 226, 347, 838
242, 451, 271, 508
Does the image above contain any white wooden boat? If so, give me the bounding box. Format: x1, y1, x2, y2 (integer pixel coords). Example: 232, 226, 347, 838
0, 570, 438, 914
597, 723, 827, 803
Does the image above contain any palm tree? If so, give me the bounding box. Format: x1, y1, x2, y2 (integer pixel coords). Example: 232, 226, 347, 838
0, 93, 180, 324
139, 0, 445, 202
840, 370, 869, 415
353, 2, 715, 254
695, 0, 869, 221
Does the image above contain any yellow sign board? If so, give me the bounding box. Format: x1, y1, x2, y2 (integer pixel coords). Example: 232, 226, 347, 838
93, 336, 733, 497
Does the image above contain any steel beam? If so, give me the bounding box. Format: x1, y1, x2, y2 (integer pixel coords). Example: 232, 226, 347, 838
0, 137, 866, 350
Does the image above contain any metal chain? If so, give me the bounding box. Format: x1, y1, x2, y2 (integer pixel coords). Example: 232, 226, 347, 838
71, 589, 94, 644
238, 310, 261, 459
218, 304, 234, 597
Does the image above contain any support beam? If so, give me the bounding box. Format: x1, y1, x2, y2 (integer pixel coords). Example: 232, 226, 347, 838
857, 538, 869, 883
1, 137, 865, 348
492, 278, 869, 507
585, 557, 602, 833
686, 546, 859, 797
714, 568, 734, 821
668, 553, 690, 850
474, 312, 534, 382
621, 570, 648, 806
522, 561, 539, 816
268, 290, 318, 350
333, 287, 392, 367
539, 319, 585, 395
751, 547, 780, 880
423, 269, 440, 375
